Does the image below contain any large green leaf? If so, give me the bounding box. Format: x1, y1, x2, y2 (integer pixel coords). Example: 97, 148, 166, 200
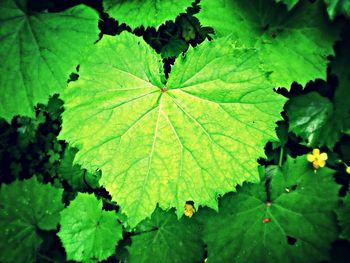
59, 32, 285, 226
103, 0, 193, 29
58, 193, 123, 262
324, 0, 350, 19
196, 0, 338, 88
200, 157, 339, 263
0, 0, 99, 122
0, 176, 64, 263
127, 207, 204, 263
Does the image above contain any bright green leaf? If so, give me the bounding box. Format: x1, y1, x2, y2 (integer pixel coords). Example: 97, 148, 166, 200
103, 0, 193, 29
286, 92, 340, 148
58, 193, 123, 262
337, 194, 350, 241
127, 207, 204, 263
0, 176, 64, 263
59, 32, 285, 226
196, 0, 339, 88
324, 0, 350, 19
0, 0, 99, 122
200, 157, 339, 263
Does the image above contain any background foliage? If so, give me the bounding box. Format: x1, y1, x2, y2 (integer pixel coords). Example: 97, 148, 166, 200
0, 0, 350, 262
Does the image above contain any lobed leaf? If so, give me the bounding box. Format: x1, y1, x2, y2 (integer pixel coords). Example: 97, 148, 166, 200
59, 32, 285, 226
58, 193, 123, 262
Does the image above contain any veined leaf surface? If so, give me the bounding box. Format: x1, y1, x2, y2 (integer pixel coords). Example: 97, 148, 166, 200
103, 0, 193, 29
0, 0, 99, 121
59, 32, 285, 226
199, 158, 339, 263
58, 193, 123, 262
128, 207, 204, 263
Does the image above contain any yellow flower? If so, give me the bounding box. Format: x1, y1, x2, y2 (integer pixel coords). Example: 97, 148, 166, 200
346, 166, 350, 174
184, 203, 195, 218
307, 149, 328, 169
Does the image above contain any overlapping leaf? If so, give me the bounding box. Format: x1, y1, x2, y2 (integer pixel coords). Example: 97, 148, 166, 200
160, 37, 188, 59
200, 157, 339, 263
324, 0, 350, 19
127, 207, 204, 263
337, 194, 350, 241
59, 32, 285, 226
0, 176, 64, 263
58, 193, 123, 262
58, 147, 100, 191
103, 0, 193, 29
331, 35, 350, 134
286, 36, 350, 148
196, 0, 339, 88
0, 0, 99, 121
286, 92, 340, 148
275, 0, 299, 10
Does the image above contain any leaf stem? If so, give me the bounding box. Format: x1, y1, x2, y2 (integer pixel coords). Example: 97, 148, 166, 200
150, 36, 170, 42
278, 146, 284, 167
83, 170, 93, 190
